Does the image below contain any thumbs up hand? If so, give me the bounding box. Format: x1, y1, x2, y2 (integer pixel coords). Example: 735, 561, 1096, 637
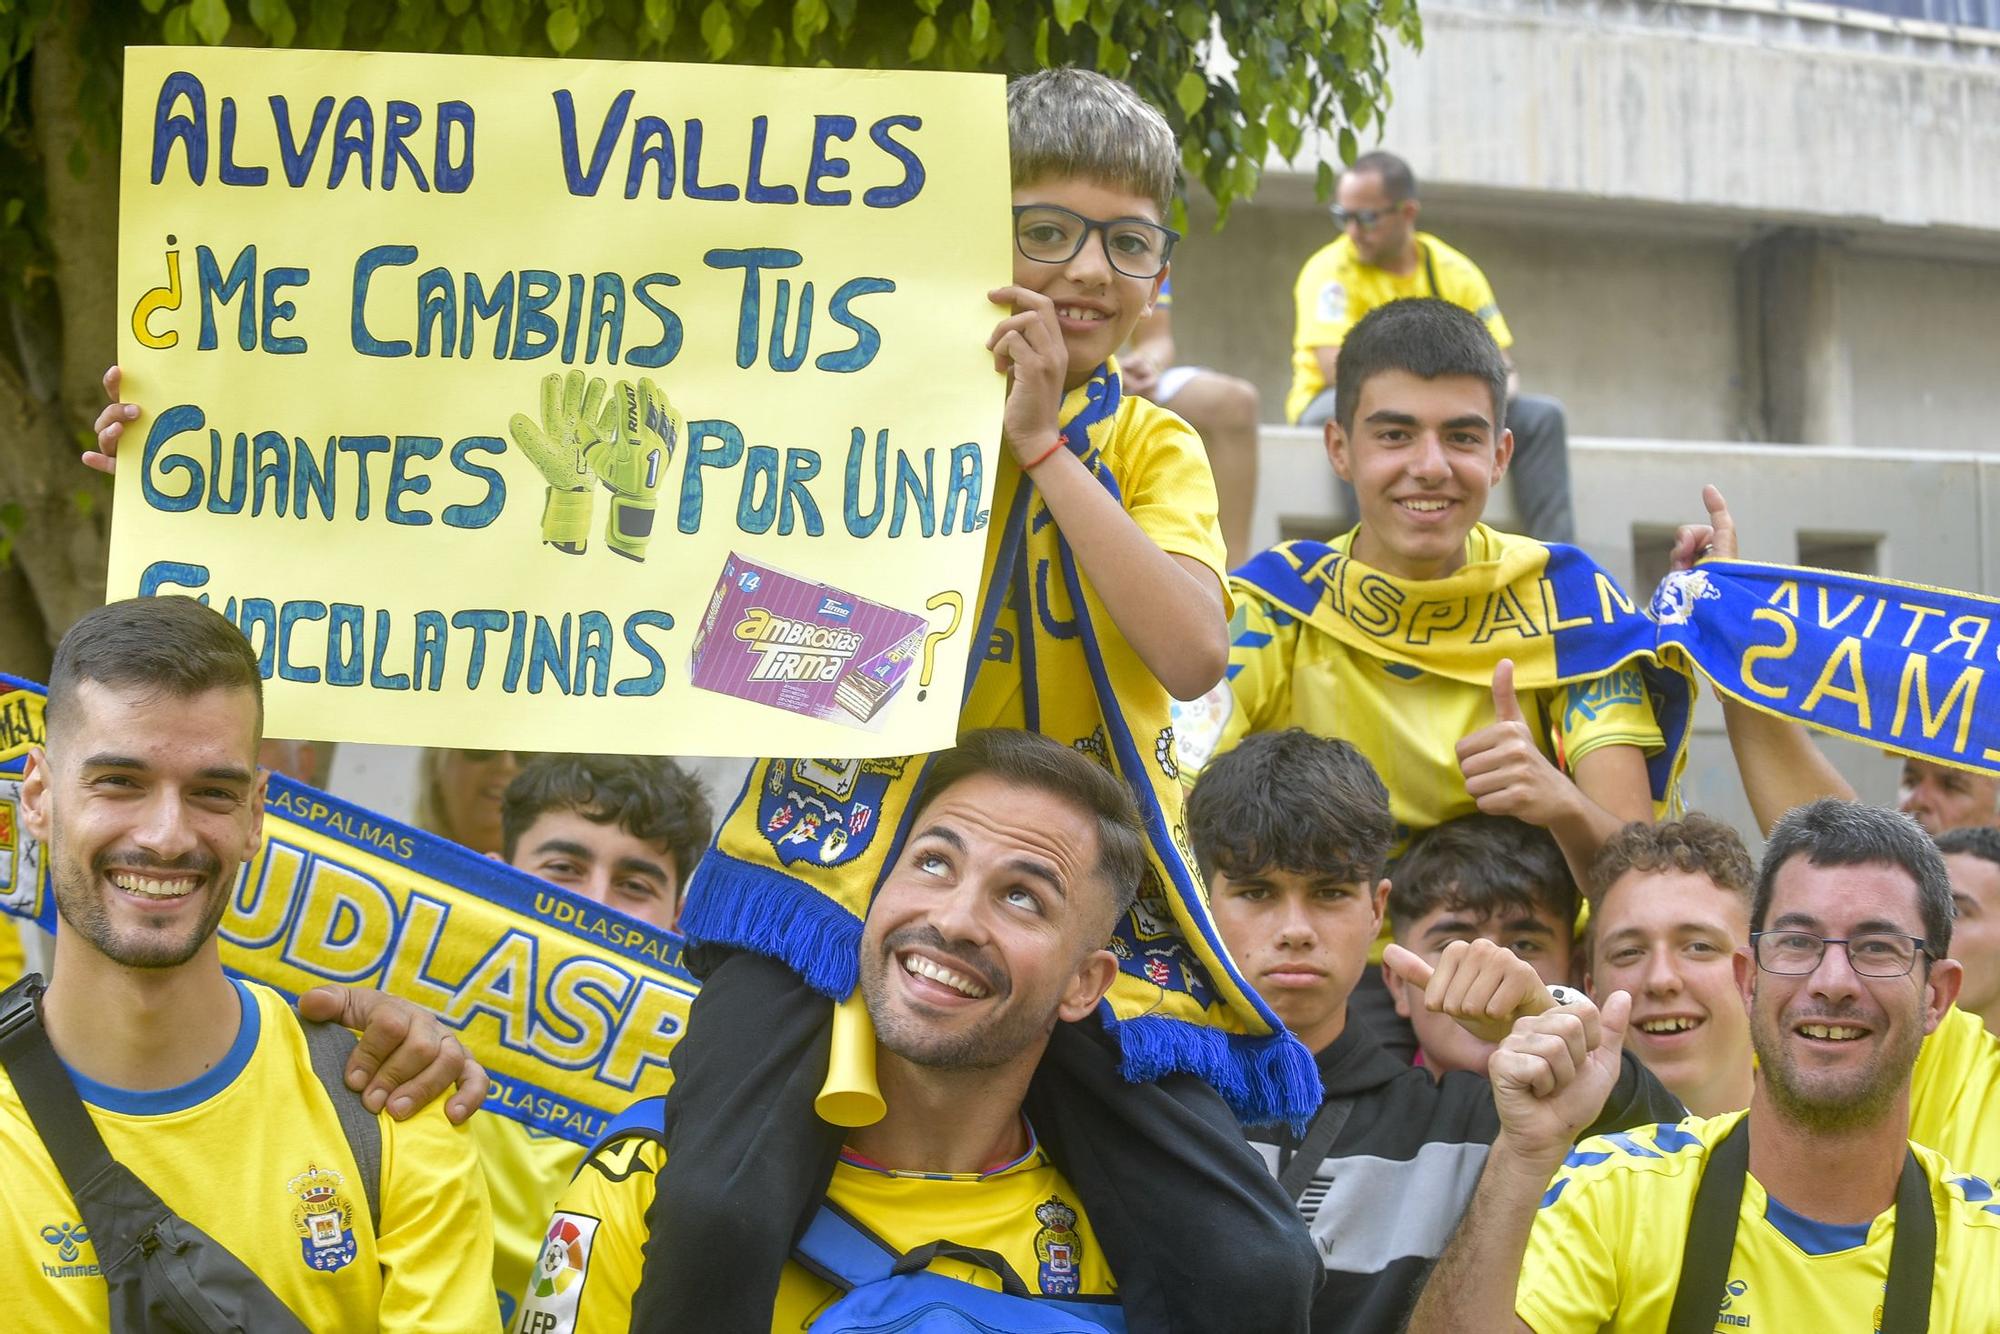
1385, 939, 1558, 1045
1454, 659, 1579, 830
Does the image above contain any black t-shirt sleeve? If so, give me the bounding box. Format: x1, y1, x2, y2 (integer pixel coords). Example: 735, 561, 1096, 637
1580, 1050, 1688, 1140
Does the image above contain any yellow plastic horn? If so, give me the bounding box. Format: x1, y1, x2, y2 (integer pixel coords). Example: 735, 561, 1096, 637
815, 992, 885, 1127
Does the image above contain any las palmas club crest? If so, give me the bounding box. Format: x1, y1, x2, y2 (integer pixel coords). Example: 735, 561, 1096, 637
288, 1163, 358, 1271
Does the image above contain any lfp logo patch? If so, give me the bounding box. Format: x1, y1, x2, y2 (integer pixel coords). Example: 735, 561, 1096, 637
518, 1212, 600, 1333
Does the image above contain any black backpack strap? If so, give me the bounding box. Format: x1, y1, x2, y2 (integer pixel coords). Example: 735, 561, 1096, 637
0, 974, 310, 1334
1665, 1115, 1750, 1334
0, 975, 128, 1213
296, 1014, 382, 1234
891, 1240, 1033, 1297
1278, 1096, 1355, 1202
1882, 1149, 1935, 1333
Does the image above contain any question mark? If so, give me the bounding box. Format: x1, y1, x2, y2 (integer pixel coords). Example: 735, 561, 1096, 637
915, 591, 965, 702
132, 235, 183, 350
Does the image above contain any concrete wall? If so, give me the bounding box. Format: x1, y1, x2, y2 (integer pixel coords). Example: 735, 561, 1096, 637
1162, 0, 2000, 454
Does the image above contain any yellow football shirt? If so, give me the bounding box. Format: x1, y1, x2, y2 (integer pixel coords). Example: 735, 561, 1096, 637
1517, 1111, 2000, 1332
1286, 231, 1513, 422
963, 376, 1230, 731
0, 918, 24, 990
513, 1124, 1119, 1332
1910, 1003, 2000, 1180
474, 1112, 587, 1331
0, 978, 497, 1331
1212, 525, 1664, 852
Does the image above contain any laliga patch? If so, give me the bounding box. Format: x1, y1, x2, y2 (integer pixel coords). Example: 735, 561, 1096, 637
516, 1212, 600, 1333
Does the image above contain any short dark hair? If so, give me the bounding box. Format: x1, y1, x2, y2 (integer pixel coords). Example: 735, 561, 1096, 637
45, 596, 262, 744
916, 729, 1147, 927
1937, 824, 2000, 872
1390, 814, 1577, 935
1589, 814, 1755, 906
501, 754, 715, 885
1334, 298, 1510, 437
1345, 150, 1417, 202
1755, 799, 1954, 957
1187, 729, 1392, 885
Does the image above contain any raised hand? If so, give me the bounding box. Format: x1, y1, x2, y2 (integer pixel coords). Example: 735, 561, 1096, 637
87, 365, 138, 474
1455, 659, 1576, 829
1384, 938, 1557, 1045
986, 285, 1069, 468
1669, 483, 1738, 571
1487, 990, 1632, 1166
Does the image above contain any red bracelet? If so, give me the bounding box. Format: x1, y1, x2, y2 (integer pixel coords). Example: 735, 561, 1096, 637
1023, 434, 1068, 470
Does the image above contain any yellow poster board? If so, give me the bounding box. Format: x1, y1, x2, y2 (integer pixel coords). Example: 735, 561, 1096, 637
111, 47, 1009, 757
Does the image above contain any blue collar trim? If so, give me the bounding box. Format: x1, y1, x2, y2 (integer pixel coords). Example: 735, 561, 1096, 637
1763, 1191, 1873, 1256
66, 978, 260, 1115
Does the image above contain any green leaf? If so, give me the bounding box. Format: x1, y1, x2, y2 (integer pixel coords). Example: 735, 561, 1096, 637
914, 0, 938, 13
699, 0, 733, 57
646, 0, 672, 22
1173, 69, 1206, 119
1052, 0, 1086, 33
1174, 4, 1207, 41
1033, 14, 1049, 63
192, 0, 231, 44
442, 0, 473, 14
1338, 125, 1358, 166
968, 0, 989, 43
1315, 158, 1335, 201
908, 14, 936, 59
546, 5, 580, 51
247, 0, 296, 43
141, 0, 170, 12
460, 15, 488, 50
790, 0, 825, 46
162, 3, 196, 44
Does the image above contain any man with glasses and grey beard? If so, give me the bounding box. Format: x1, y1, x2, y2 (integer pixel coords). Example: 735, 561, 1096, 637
1282, 150, 1573, 542
1411, 799, 2000, 1333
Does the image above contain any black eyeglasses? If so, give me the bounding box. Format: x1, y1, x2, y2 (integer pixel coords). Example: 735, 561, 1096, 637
1330, 204, 1405, 230
1750, 930, 1934, 978
1012, 205, 1179, 280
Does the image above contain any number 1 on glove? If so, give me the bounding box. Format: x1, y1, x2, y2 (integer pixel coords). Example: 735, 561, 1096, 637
588, 377, 680, 563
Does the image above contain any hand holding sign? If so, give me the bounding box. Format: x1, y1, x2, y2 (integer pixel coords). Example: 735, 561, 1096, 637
1383, 939, 1557, 1045
1455, 659, 1577, 829
987, 285, 1069, 468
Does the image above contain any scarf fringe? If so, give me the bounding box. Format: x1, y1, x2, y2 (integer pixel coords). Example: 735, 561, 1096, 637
1104, 1007, 1320, 1131
678, 849, 864, 1001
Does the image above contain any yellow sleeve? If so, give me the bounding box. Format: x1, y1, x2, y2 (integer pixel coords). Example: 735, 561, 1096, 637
377, 1105, 500, 1333
1910, 1005, 2000, 1178
1437, 254, 1513, 350
1292, 243, 1354, 352
510, 1135, 662, 1334
1216, 593, 1304, 757
1116, 400, 1231, 607
1551, 667, 1665, 770
1515, 1145, 1625, 1333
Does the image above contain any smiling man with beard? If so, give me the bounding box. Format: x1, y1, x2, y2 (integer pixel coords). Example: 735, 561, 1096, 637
1412, 799, 2000, 1333
0, 596, 494, 1330
513, 730, 1172, 1332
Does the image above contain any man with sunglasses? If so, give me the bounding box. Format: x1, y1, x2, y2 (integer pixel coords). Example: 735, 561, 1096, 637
1410, 798, 2000, 1332
1284, 150, 1574, 542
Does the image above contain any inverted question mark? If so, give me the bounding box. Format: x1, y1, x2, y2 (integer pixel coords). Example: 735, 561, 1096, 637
915, 591, 965, 702
131, 235, 183, 349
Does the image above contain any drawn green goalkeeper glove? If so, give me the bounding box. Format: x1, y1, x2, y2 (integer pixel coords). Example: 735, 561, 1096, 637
585, 376, 681, 563
508, 370, 609, 554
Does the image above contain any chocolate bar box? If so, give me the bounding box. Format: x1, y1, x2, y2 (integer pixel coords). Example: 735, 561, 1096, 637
687, 553, 933, 728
